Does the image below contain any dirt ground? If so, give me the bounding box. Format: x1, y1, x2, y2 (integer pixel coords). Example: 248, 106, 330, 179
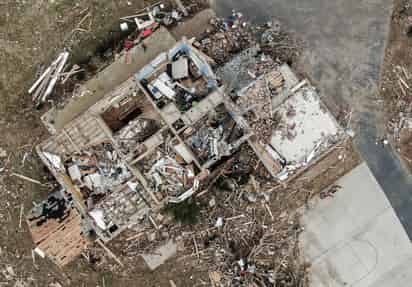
1, 1, 361, 287
380, 0, 412, 170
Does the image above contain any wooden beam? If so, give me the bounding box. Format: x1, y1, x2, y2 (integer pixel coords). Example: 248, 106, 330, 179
96, 239, 124, 267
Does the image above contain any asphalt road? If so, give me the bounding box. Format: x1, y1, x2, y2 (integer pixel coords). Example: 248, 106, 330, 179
211, 0, 412, 239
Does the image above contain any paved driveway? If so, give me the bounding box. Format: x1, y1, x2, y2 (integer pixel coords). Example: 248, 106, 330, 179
211, 0, 412, 238
301, 163, 412, 287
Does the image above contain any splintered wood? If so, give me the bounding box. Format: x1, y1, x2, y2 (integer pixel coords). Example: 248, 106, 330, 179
148, 140, 359, 287
27, 208, 89, 267
237, 70, 285, 144
29, 52, 70, 106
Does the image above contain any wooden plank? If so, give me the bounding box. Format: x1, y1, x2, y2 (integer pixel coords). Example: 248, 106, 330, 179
28, 208, 89, 267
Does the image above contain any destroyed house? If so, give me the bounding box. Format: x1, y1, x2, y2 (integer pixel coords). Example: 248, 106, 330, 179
28, 38, 345, 267
234, 64, 345, 181
28, 39, 251, 266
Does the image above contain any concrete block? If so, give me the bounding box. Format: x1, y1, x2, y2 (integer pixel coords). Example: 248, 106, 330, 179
141, 240, 177, 270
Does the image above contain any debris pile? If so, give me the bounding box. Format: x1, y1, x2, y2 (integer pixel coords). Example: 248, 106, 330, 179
259, 21, 300, 64
186, 107, 244, 164
148, 156, 199, 202
119, 0, 209, 34
236, 70, 285, 144
216, 46, 278, 94
383, 65, 412, 156
29, 52, 70, 107
188, 125, 233, 162
197, 13, 256, 64
198, 14, 300, 67
134, 137, 200, 204
114, 118, 161, 154
57, 142, 152, 235
89, 180, 147, 232
65, 143, 132, 196
142, 45, 214, 112
148, 172, 309, 287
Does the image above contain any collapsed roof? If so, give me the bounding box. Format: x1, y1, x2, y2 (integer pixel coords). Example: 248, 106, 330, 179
29, 37, 345, 267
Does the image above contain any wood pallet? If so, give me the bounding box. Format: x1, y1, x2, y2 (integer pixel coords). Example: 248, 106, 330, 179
28, 207, 89, 267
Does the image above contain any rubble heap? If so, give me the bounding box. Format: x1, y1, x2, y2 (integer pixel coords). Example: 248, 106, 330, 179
197, 14, 256, 64
170, 156, 309, 286
148, 156, 198, 198
25, 4, 328, 286
383, 64, 412, 165
236, 70, 285, 144
186, 107, 244, 164
65, 143, 132, 196
197, 14, 300, 66
379, 1, 412, 170
120, 167, 309, 286
259, 21, 300, 64
188, 125, 230, 162
114, 118, 160, 155
216, 46, 279, 94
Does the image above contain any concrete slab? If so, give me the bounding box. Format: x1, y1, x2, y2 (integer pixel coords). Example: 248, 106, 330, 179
42, 27, 177, 133
141, 240, 177, 271
270, 87, 341, 164
301, 162, 412, 287
373, 256, 412, 287
309, 243, 369, 287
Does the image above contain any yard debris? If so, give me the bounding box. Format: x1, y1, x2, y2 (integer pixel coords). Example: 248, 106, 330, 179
11, 172, 45, 186
96, 239, 124, 267
148, 156, 199, 202
29, 51, 70, 106
383, 64, 412, 168
120, 0, 205, 34
198, 13, 255, 65
198, 14, 299, 66
34, 247, 45, 259
319, 184, 341, 199
236, 70, 284, 144
120, 22, 129, 31
22, 4, 357, 287
159, 174, 310, 287
380, 3, 412, 170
